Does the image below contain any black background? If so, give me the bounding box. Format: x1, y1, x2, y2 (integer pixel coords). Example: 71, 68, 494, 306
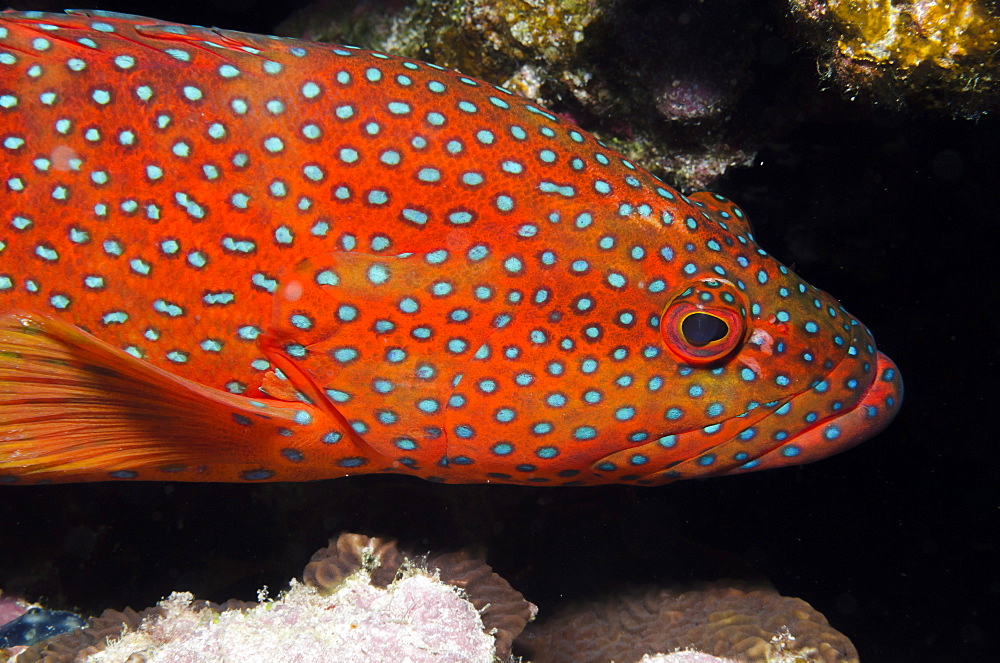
1, 1, 997, 662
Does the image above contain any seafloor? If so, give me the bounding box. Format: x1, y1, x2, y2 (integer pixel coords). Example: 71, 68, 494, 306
1, 1, 996, 662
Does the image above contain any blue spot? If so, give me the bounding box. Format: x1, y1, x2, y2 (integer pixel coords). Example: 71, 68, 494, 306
367, 189, 389, 205
400, 208, 428, 225
232, 414, 253, 426
326, 389, 351, 402
658, 435, 677, 448
418, 167, 440, 182
282, 449, 304, 462
615, 406, 635, 421
532, 422, 552, 435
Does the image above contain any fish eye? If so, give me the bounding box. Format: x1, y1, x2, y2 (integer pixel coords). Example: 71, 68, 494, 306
681, 312, 729, 346
660, 280, 748, 365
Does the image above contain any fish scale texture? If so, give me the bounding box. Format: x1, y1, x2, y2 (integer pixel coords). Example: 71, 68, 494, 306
0, 10, 901, 486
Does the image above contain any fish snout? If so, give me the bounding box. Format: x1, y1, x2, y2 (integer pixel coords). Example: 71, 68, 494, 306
736, 347, 902, 475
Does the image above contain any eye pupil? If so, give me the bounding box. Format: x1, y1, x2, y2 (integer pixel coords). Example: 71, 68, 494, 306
682, 313, 729, 347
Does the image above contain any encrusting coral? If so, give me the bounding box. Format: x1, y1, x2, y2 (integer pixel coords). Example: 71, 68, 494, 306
790, 0, 1000, 115
75, 577, 493, 663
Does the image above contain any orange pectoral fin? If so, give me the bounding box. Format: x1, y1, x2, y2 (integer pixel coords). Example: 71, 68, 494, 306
0, 310, 366, 484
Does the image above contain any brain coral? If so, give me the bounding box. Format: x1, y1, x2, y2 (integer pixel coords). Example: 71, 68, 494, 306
515, 582, 858, 663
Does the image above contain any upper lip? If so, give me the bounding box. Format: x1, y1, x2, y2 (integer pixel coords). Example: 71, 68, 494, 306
623, 317, 903, 483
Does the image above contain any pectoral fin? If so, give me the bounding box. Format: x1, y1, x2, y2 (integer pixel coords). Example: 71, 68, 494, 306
0, 310, 359, 483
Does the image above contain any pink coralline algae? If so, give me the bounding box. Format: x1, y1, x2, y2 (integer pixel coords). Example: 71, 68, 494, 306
9, 533, 535, 663
638, 654, 738, 663
80, 575, 494, 663
0, 595, 29, 629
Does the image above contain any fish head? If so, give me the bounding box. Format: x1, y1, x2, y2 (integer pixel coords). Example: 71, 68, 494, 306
519, 191, 903, 485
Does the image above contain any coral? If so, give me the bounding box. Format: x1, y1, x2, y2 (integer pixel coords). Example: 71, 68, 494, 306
304, 533, 536, 659
303, 533, 406, 590
278, 0, 603, 85
13, 607, 158, 663
0, 596, 29, 630
790, 0, 1000, 116
515, 582, 858, 663
639, 653, 738, 663
77, 575, 494, 663
10, 533, 534, 662
6, 537, 859, 663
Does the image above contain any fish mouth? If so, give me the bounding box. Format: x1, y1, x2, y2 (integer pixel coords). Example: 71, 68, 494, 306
605, 323, 903, 485
724, 349, 903, 475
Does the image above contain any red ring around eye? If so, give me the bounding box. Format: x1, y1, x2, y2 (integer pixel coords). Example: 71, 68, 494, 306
660, 280, 748, 365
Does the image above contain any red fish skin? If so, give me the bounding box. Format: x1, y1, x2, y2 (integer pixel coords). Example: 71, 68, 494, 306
0, 10, 902, 485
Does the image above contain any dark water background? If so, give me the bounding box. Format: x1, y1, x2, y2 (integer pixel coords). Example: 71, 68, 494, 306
1, 1, 996, 661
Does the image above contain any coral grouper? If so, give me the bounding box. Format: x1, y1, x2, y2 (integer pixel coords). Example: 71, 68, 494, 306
0, 10, 901, 485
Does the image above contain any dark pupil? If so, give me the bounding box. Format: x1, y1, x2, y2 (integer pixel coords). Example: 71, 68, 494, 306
681, 313, 728, 347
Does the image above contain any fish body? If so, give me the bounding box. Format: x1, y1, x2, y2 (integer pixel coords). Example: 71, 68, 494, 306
0, 10, 901, 485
